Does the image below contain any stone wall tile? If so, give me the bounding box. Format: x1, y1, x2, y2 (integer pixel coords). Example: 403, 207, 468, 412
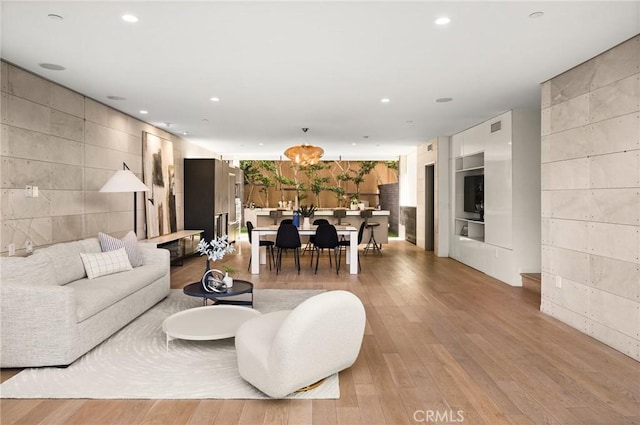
50, 190, 84, 216
541, 158, 589, 190
548, 219, 589, 253
84, 120, 110, 148
590, 73, 640, 123
589, 188, 639, 226
7, 65, 50, 106
543, 189, 590, 220
550, 61, 593, 106
50, 109, 84, 142
1, 157, 51, 189
51, 215, 84, 243
541, 81, 551, 109
83, 213, 108, 238
1, 217, 52, 253
108, 109, 128, 132
3, 94, 50, 133
83, 168, 113, 191
588, 289, 639, 339
589, 222, 639, 264
590, 151, 639, 189
590, 255, 640, 300
541, 126, 589, 163
0, 188, 52, 219
591, 36, 640, 91
550, 93, 589, 133
85, 98, 108, 125
84, 191, 109, 214
49, 135, 83, 166
50, 85, 84, 118
587, 320, 639, 361
588, 112, 640, 156
1, 125, 51, 162
51, 163, 83, 190
1, 61, 8, 92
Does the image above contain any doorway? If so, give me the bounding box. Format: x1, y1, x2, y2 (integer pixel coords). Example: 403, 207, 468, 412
425, 164, 435, 251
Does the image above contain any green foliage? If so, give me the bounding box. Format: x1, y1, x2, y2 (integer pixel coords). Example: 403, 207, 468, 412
384, 160, 399, 171
298, 204, 317, 217
222, 265, 237, 275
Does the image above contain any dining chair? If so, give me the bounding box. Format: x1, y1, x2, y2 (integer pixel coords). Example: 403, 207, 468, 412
246, 221, 275, 271
338, 221, 365, 272
311, 224, 340, 275
302, 218, 330, 256
275, 223, 301, 275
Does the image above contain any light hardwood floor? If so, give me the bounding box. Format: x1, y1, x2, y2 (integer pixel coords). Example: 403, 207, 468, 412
2, 239, 639, 424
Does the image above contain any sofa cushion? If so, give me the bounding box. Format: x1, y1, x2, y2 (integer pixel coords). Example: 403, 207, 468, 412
80, 248, 133, 279
67, 262, 168, 322
0, 253, 56, 286
33, 241, 88, 285
98, 231, 144, 267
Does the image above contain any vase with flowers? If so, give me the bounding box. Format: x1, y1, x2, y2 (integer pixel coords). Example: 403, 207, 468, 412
196, 235, 234, 293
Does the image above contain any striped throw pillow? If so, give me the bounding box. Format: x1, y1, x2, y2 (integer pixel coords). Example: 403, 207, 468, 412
98, 231, 144, 267
80, 248, 133, 279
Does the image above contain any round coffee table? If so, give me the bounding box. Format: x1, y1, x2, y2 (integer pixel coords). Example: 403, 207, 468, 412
183, 280, 254, 307
162, 305, 261, 349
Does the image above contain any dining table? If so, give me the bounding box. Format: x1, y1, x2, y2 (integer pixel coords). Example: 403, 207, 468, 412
250, 225, 359, 274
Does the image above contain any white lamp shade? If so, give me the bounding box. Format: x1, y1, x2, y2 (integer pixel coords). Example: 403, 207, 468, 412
99, 170, 149, 193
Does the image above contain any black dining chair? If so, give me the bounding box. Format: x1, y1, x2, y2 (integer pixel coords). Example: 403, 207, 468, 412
338, 221, 365, 272
311, 224, 340, 275
302, 218, 330, 256
280, 219, 293, 225
246, 221, 275, 271
275, 223, 301, 275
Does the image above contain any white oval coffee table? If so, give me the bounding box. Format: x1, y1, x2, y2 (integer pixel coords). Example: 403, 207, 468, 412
162, 305, 262, 350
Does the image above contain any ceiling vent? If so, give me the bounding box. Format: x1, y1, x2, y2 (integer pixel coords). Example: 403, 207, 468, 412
491, 121, 502, 133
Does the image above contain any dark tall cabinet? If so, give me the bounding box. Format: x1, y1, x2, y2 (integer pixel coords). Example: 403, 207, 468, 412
184, 159, 231, 242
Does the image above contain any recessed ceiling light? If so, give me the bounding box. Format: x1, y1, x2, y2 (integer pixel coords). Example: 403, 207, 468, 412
352, 143, 357, 146
182, 131, 188, 135
380, 98, 390, 103
139, 110, 148, 114
210, 97, 220, 102
38, 63, 65, 71
48, 13, 63, 21
435, 17, 451, 25
259, 143, 264, 146
435, 97, 453, 103
529, 11, 544, 19
106, 95, 127, 101
122, 14, 138, 23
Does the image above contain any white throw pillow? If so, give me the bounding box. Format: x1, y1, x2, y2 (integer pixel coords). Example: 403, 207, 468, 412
98, 231, 144, 267
80, 248, 133, 279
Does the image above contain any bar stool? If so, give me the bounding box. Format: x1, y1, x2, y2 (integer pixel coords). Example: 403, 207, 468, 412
333, 209, 349, 242
360, 209, 382, 255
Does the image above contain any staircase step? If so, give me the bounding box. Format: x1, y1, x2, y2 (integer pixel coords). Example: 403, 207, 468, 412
521, 272, 541, 294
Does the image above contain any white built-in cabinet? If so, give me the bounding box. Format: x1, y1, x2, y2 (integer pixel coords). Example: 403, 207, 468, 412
449, 110, 540, 286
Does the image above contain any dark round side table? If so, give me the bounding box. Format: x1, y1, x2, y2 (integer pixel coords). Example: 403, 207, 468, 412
183, 280, 254, 307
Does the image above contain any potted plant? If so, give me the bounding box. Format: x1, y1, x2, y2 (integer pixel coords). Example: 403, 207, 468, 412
298, 204, 317, 228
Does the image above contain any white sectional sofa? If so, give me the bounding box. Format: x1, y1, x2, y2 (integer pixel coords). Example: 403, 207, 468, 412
0, 237, 170, 368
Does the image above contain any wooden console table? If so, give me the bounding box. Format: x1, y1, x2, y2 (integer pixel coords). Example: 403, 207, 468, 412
141, 230, 203, 266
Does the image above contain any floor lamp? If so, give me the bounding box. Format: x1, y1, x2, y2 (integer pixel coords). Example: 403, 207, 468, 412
99, 162, 149, 234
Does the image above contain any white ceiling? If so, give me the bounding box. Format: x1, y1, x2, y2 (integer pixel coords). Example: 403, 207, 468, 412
2, 1, 639, 160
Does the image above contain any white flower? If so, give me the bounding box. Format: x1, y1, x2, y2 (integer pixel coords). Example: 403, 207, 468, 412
196, 235, 234, 262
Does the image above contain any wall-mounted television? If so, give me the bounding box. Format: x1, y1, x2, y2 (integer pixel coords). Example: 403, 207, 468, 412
463, 175, 484, 214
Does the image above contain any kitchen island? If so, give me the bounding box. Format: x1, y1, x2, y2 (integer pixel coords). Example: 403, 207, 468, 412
244, 208, 390, 245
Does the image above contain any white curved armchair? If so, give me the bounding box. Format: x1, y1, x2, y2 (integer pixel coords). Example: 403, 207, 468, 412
235, 290, 366, 398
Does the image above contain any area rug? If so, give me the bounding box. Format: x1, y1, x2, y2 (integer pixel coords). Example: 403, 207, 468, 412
0, 289, 339, 399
